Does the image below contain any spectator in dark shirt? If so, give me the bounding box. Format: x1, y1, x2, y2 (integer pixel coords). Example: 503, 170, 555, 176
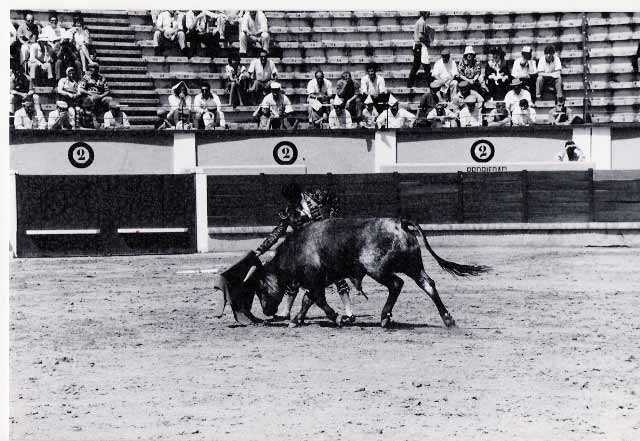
78, 62, 112, 123
335, 71, 361, 123
224, 54, 249, 107
408, 11, 435, 88
77, 96, 100, 129
457, 45, 485, 96
54, 34, 82, 81
155, 108, 175, 130
485, 46, 510, 101
487, 101, 511, 126
415, 79, 444, 127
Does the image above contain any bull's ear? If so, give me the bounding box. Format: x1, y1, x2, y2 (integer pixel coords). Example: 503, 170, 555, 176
212, 276, 229, 318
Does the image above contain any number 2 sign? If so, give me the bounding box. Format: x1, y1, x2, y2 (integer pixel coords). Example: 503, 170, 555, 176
68, 142, 95, 168
273, 141, 299, 165
470, 139, 495, 163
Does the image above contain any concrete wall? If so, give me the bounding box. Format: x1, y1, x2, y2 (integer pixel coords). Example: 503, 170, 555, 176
611, 127, 640, 170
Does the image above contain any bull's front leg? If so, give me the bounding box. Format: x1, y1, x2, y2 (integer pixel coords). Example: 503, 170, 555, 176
290, 291, 315, 328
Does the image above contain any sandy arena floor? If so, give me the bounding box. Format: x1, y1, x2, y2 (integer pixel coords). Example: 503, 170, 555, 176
9, 246, 640, 441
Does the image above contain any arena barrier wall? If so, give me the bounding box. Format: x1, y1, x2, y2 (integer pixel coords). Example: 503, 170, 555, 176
611, 126, 640, 170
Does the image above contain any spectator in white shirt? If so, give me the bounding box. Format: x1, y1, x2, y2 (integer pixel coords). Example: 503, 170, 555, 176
28, 35, 54, 86
14, 95, 46, 129
504, 78, 533, 115
360, 95, 379, 128
254, 82, 296, 129
361, 63, 388, 113
431, 48, 459, 97
40, 13, 64, 47
511, 99, 537, 126
511, 46, 537, 100
376, 94, 416, 129
328, 96, 353, 129
193, 83, 222, 129
536, 45, 563, 100
47, 100, 75, 129
247, 49, 278, 104
103, 101, 130, 129
239, 11, 269, 55
153, 10, 187, 57
167, 81, 192, 125
307, 70, 332, 128
458, 95, 482, 127
202, 104, 226, 129
225, 54, 249, 107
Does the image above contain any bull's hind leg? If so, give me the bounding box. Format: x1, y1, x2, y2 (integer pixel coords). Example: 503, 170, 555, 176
290, 289, 340, 328
312, 290, 341, 327
370, 274, 404, 329
412, 270, 456, 328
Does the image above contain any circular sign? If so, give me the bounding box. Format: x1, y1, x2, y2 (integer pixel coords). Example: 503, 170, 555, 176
68, 142, 95, 168
470, 139, 495, 163
273, 141, 298, 165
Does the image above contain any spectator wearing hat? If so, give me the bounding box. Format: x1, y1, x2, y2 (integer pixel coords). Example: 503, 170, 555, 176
255, 82, 296, 129
69, 15, 92, 73
153, 10, 187, 57
487, 101, 511, 126
408, 11, 435, 88
155, 108, 175, 130
360, 95, 379, 128
247, 49, 278, 104
458, 95, 482, 127
307, 70, 332, 128
557, 140, 585, 162
16, 13, 39, 69
549, 96, 580, 125
511, 46, 537, 99
335, 71, 362, 123
511, 98, 537, 126
427, 103, 457, 128
536, 45, 563, 100
76, 96, 100, 129
485, 46, 510, 101
167, 80, 192, 125
103, 102, 130, 129
47, 100, 74, 129
328, 96, 353, 129
504, 78, 533, 115
28, 35, 54, 86
239, 11, 269, 56
361, 63, 388, 113
376, 95, 416, 129
225, 54, 249, 107
202, 104, 226, 130
78, 62, 112, 122
457, 45, 485, 95
451, 80, 484, 113
193, 83, 223, 129
416, 79, 445, 127
13, 95, 46, 129
432, 48, 459, 97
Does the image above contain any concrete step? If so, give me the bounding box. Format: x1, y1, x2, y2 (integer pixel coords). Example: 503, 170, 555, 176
81, 17, 130, 25
117, 98, 160, 105
95, 49, 141, 57
109, 82, 155, 88
86, 25, 134, 33
100, 65, 148, 73
103, 73, 150, 79
96, 57, 146, 65
110, 90, 158, 96
91, 33, 137, 41
91, 40, 138, 48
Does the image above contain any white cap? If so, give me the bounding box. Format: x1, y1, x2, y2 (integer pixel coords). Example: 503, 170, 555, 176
364, 95, 374, 105
56, 100, 68, 109
388, 94, 398, 106
522, 46, 532, 53
270, 81, 281, 90
464, 45, 475, 55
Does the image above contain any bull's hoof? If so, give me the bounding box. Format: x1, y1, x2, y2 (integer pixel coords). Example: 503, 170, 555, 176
271, 314, 290, 322
381, 312, 393, 329
442, 314, 456, 328
288, 319, 299, 328
340, 314, 356, 326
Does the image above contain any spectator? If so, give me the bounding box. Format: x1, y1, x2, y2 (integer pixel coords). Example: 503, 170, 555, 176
255, 82, 296, 129
549, 96, 580, 125
69, 15, 92, 73
485, 46, 510, 101
191, 11, 223, 57
557, 140, 585, 162
16, 12, 39, 69
536, 45, 563, 100
202, 104, 226, 129
458, 95, 482, 127
103, 101, 130, 129
167, 80, 192, 124
632, 42, 640, 75
47, 100, 74, 129
487, 101, 512, 126
416, 79, 445, 128
54, 33, 82, 81
41, 13, 64, 47
193, 83, 222, 129
511, 46, 537, 99
155, 108, 175, 130
408, 11, 435, 88
28, 35, 54, 87
254, 106, 273, 130
76, 96, 100, 129
153, 10, 187, 57
239, 11, 269, 56
504, 78, 533, 115
335, 71, 362, 122
328, 96, 353, 129
307, 69, 332, 128
451, 80, 484, 112
13, 95, 46, 129
457, 45, 485, 96
431, 48, 459, 97
78, 62, 111, 123
511, 99, 537, 126
426, 102, 457, 128
247, 49, 278, 104
224, 54, 249, 107
360, 95, 378, 128
219, 10, 244, 48
10, 67, 39, 115
56, 66, 79, 119
376, 95, 416, 129
360, 63, 388, 113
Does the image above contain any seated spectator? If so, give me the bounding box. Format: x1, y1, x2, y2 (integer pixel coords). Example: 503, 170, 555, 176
328, 96, 353, 129
247, 49, 278, 104
155, 108, 175, 130
175, 118, 194, 130
458, 95, 482, 127
451, 80, 484, 112
361, 63, 388, 113
360, 95, 378, 128
10, 67, 39, 115
239, 11, 269, 56
408, 11, 435, 88
13, 95, 46, 129
193, 83, 222, 129
549, 96, 581, 125
153, 10, 187, 57
335, 71, 361, 122
254, 106, 273, 130
511, 99, 537, 126
219, 10, 244, 49
28, 35, 54, 87
167, 80, 192, 124
487, 101, 512, 126
504, 78, 533, 115
376, 95, 416, 129
188, 11, 223, 57
202, 104, 226, 129
511, 46, 537, 99
432, 48, 458, 97
225, 54, 249, 107
76, 96, 100, 129
16, 12, 39, 70
69, 15, 92, 73
103, 101, 130, 129
557, 140, 585, 162
536, 45, 563, 100
255, 82, 296, 129
78, 62, 112, 123
54, 33, 82, 81
457, 45, 486, 96
416, 79, 445, 127
307, 69, 332, 128
41, 13, 64, 47
47, 100, 74, 129
57, 66, 80, 106
485, 46, 510, 101
427, 102, 457, 128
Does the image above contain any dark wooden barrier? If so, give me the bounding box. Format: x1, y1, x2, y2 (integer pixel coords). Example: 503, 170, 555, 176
16, 175, 196, 257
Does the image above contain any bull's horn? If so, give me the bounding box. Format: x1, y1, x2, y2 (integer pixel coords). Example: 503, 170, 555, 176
242, 265, 258, 284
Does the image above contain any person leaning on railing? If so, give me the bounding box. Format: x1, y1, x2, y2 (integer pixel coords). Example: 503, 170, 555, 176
328, 96, 353, 129
307, 69, 332, 128
426, 102, 457, 128
486, 101, 512, 126
511, 99, 537, 126
13, 94, 46, 129
47, 100, 74, 129
253, 82, 296, 130
376, 94, 416, 129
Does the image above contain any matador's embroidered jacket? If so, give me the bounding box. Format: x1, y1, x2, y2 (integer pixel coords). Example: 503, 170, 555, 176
256, 189, 339, 254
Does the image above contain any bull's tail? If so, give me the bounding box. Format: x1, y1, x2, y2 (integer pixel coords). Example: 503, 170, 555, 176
402, 219, 490, 277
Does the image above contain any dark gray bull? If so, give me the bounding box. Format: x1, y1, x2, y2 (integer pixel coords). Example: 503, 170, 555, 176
233, 218, 490, 328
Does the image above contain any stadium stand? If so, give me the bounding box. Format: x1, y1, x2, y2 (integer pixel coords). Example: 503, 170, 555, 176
9, 9, 640, 128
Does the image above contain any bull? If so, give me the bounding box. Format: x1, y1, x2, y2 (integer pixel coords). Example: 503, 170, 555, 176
216, 218, 489, 328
